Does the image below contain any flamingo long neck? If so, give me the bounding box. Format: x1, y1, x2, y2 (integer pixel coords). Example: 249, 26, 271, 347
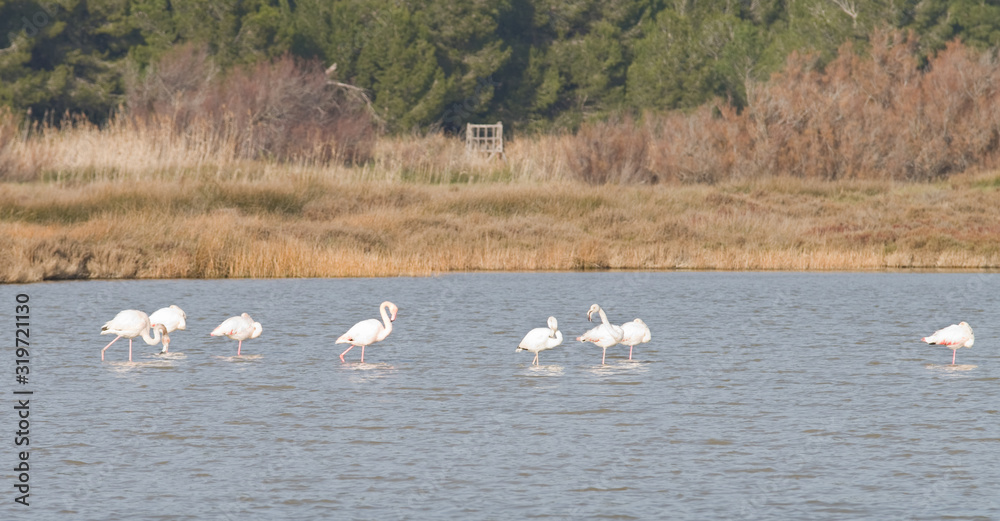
140, 326, 163, 346
548, 330, 563, 348
376, 303, 393, 341
597, 307, 610, 327
596, 307, 623, 342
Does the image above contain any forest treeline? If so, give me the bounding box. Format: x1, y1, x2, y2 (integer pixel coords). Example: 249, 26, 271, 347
4, 27, 1000, 182
4, 0, 1000, 133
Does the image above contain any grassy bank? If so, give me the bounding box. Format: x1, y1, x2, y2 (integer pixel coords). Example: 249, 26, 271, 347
3, 171, 1000, 283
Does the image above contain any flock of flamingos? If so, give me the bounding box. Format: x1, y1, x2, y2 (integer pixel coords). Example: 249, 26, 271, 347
99, 301, 976, 366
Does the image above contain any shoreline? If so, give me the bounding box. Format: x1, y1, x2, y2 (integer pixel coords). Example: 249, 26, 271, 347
4, 175, 1000, 283
6, 265, 1000, 284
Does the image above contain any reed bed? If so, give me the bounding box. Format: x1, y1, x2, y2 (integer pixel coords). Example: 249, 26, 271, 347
0, 109, 573, 185
3, 173, 1000, 282
4, 28, 1000, 282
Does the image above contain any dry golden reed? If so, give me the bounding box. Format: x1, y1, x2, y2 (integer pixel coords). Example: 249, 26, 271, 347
3, 173, 1000, 282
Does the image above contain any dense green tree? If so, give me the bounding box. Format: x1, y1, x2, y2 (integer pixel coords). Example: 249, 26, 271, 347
905, 0, 1000, 58
4, 0, 1000, 131
626, 6, 764, 111
0, 0, 136, 123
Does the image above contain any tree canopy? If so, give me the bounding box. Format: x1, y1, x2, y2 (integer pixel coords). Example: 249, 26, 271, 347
3, 0, 1000, 132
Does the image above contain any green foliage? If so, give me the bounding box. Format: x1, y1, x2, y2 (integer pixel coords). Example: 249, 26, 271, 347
4, 0, 1000, 131
0, 0, 133, 123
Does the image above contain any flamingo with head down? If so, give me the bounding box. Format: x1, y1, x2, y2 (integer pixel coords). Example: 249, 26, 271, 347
100, 310, 166, 362
922, 321, 974, 365
576, 304, 624, 365
337, 301, 399, 363
149, 305, 187, 354
516, 316, 563, 365
210, 313, 263, 356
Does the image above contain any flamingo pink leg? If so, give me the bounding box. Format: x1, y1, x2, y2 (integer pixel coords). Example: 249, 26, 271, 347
629, 345, 634, 360
238, 340, 242, 356
361, 346, 366, 363
101, 336, 121, 361
128, 338, 133, 362
602, 347, 607, 365
533, 353, 539, 365
952, 349, 957, 365
340, 345, 354, 362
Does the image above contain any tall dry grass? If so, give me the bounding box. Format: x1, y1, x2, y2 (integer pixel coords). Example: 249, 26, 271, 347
3, 173, 1000, 282
0, 106, 576, 185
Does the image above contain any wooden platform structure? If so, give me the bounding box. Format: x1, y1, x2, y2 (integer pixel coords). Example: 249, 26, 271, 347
465, 122, 505, 159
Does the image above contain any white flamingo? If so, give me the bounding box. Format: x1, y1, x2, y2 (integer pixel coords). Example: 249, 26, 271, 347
149, 305, 187, 354
922, 321, 974, 365
337, 301, 399, 363
516, 316, 563, 365
620, 318, 651, 360
576, 304, 624, 365
210, 313, 263, 356
100, 310, 166, 362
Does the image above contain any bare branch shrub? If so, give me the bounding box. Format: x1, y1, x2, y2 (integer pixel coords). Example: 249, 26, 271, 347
567, 28, 1000, 183
644, 106, 740, 183
562, 115, 652, 184
126, 45, 375, 164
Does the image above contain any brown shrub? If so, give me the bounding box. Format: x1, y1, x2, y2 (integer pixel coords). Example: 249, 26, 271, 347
740, 28, 1000, 181
127, 45, 375, 164
561, 28, 1000, 183
0, 107, 23, 180
562, 115, 653, 184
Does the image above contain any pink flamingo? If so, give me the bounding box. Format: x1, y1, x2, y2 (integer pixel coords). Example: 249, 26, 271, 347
100, 310, 166, 362
149, 305, 187, 354
210, 313, 263, 356
576, 304, 624, 365
516, 316, 563, 365
337, 301, 398, 363
922, 321, 974, 365
620, 318, 651, 360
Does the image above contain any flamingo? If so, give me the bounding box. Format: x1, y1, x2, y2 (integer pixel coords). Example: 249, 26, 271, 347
149, 305, 187, 354
576, 304, 624, 365
100, 310, 166, 362
210, 313, 263, 356
922, 321, 974, 365
620, 318, 651, 360
516, 316, 563, 365
337, 301, 399, 363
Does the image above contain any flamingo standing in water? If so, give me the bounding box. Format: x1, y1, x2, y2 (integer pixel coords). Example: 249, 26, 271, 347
620, 318, 651, 360
149, 305, 187, 354
100, 310, 166, 362
210, 313, 263, 356
337, 301, 399, 363
576, 304, 624, 365
517, 316, 563, 365
922, 321, 974, 365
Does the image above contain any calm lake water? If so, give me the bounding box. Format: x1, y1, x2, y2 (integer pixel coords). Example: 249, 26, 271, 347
3, 272, 999, 520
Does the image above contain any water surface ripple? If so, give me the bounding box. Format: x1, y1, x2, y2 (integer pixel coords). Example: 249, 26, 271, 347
5, 272, 999, 520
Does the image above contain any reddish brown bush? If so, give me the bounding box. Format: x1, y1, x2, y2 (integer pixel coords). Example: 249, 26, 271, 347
565, 28, 1000, 183
562, 115, 651, 184
127, 45, 375, 164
